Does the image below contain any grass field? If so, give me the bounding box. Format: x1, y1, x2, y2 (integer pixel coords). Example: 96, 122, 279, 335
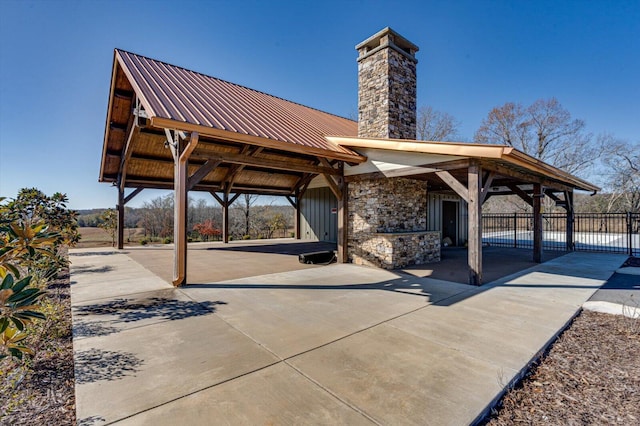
76, 227, 146, 248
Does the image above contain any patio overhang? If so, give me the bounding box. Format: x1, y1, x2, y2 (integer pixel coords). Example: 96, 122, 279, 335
99, 49, 365, 285
328, 136, 599, 285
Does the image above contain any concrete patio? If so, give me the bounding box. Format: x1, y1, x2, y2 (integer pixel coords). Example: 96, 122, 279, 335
70, 244, 626, 425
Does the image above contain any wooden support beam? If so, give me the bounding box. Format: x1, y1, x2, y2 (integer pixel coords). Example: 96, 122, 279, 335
173, 132, 200, 286
481, 161, 574, 193
191, 151, 340, 175
228, 193, 241, 205
210, 191, 224, 206
210, 191, 240, 243
565, 190, 574, 251
289, 191, 302, 240
480, 172, 495, 204
544, 189, 568, 208
117, 187, 124, 250
187, 160, 221, 191
319, 158, 343, 200
222, 192, 229, 243
337, 179, 348, 263
468, 161, 483, 285
533, 183, 543, 263
507, 184, 534, 207
435, 171, 469, 203
222, 147, 263, 195
118, 123, 140, 192
123, 187, 144, 205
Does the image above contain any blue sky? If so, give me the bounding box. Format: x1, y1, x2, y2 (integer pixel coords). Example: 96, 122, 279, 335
1, 0, 638, 209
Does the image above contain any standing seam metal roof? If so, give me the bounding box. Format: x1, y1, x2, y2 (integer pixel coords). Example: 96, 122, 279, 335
115, 49, 358, 156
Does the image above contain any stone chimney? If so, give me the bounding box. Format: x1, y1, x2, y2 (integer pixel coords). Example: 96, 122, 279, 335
356, 27, 419, 140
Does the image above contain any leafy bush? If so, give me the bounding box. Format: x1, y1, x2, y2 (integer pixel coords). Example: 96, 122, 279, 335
163, 237, 172, 244
0, 189, 78, 361
140, 238, 149, 246
0, 274, 46, 360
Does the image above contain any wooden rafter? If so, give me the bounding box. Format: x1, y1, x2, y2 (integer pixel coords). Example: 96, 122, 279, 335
481, 161, 573, 193
223, 146, 264, 195
190, 150, 340, 176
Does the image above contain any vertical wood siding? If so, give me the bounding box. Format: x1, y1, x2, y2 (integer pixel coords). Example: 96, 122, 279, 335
300, 187, 337, 242
427, 193, 468, 245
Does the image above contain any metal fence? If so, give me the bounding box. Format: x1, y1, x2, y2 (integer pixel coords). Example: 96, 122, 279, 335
482, 212, 640, 255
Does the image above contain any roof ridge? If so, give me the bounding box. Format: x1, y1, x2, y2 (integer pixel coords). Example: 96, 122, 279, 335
114, 48, 356, 124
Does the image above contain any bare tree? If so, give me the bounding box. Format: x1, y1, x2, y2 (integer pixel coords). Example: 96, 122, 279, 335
599, 135, 640, 213
416, 106, 460, 141
234, 194, 259, 237
474, 98, 597, 175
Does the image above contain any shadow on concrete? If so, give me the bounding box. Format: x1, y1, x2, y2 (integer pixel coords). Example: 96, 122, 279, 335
74, 297, 225, 323
205, 241, 336, 255
74, 348, 144, 384
72, 264, 114, 274
186, 252, 621, 308
73, 321, 121, 339
185, 274, 477, 306
77, 416, 107, 426
70, 251, 126, 257
403, 247, 568, 284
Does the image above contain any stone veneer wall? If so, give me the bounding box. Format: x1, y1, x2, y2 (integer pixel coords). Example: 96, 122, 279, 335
348, 177, 439, 269
357, 33, 417, 139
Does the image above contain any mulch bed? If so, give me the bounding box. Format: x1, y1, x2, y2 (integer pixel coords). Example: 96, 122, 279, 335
484, 309, 640, 425
0, 259, 75, 425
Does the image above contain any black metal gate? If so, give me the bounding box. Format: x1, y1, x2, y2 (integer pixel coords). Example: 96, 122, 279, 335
482, 212, 640, 256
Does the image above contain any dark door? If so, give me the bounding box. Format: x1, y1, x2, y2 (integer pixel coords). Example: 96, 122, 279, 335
442, 201, 457, 246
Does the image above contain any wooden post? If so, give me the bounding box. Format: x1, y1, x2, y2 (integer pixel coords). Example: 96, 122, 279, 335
468, 161, 482, 285
533, 183, 543, 263
294, 189, 301, 240
172, 132, 199, 286
565, 190, 574, 252
223, 192, 229, 243
337, 181, 348, 263
117, 187, 125, 250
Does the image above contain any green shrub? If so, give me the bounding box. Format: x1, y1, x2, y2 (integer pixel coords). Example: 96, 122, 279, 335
163, 237, 172, 244
140, 238, 149, 246
0, 274, 46, 360
242, 235, 251, 240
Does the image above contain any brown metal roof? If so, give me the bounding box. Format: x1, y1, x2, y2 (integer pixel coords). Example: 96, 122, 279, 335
115, 49, 360, 159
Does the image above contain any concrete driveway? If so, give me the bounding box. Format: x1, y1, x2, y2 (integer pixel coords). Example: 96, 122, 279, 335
70, 246, 625, 425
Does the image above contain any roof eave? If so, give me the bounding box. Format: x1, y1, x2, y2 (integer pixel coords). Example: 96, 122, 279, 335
329, 136, 599, 193
99, 51, 120, 183
327, 136, 507, 159
150, 117, 367, 164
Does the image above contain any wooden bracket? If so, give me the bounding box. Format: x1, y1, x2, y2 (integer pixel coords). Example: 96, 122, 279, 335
435, 171, 469, 203
507, 184, 534, 207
